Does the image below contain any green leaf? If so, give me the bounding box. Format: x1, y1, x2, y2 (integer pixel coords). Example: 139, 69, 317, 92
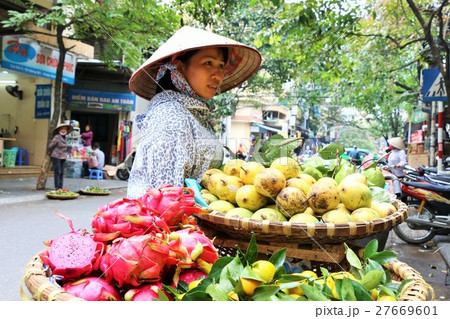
240, 265, 264, 281
340, 277, 357, 301
268, 248, 286, 268
396, 278, 414, 295
245, 234, 258, 265
360, 270, 384, 290
252, 285, 280, 301
204, 284, 230, 301
156, 289, 170, 301
182, 290, 212, 301
251, 136, 267, 166
320, 267, 329, 277
369, 251, 397, 265
345, 243, 362, 269
363, 239, 379, 261
273, 265, 286, 280
349, 280, 374, 301
318, 142, 345, 160
300, 283, 329, 301
208, 256, 234, 281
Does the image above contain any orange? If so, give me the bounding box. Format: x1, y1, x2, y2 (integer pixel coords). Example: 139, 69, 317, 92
241, 277, 262, 296
228, 291, 239, 301
252, 260, 276, 282
378, 295, 397, 301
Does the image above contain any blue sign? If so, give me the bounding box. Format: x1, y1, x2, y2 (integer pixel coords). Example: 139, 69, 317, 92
35, 85, 52, 119
422, 68, 447, 102
67, 89, 136, 111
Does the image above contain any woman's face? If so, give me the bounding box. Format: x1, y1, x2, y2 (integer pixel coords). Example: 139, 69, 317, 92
59, 127, 67, 134
176, 47, 226, 100
85, 125, 90, 131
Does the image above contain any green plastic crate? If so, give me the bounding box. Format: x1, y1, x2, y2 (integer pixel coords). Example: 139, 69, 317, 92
3, 149, 17, 167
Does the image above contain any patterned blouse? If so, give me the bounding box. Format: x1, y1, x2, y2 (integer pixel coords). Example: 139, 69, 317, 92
127, 90, 224, 199
48, 134, 68, 159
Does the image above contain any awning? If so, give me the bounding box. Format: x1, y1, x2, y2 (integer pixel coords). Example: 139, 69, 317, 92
252, 122, 283, 133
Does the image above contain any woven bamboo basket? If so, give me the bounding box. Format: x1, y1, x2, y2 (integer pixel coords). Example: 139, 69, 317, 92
195, 200, 408, 244
46, 192, 80, 200
21, 251, 433, 301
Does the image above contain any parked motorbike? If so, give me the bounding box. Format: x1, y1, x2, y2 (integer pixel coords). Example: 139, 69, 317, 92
386, 166, 450, 244
116, 151, 135, 181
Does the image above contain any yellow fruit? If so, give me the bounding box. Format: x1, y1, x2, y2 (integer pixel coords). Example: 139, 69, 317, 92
208, 200, 235, 213
325, 276, 339, 299
330, 271, 357, 281
307, 181, 340, 214
286, 178, 310, 195
303, 207, 315, 215
321, 209, 353, 223
188, 280, 202, 290
298, 173, 317, 186
228, 291, 239, 301
201, 169, 225, 189
207, 172, 226, 195
235, 185, 268, 211
371, 288, 379, 300
371, 202, 397, 218
316, 177, 338, 187
254, 168, 286, 198
340, 173, 369, 185
276, 186, 308, 217
351, 207, 380, 222
378, 295, 397, 301
202, 193, 219, 205
225, 207, 254, 218
338, 180, 372, 211
289, 293, 301, 299
215, 175, 244, 204
252, 208, 280, 221
337, 203, 351, 214
240, 162, 266, 185
223, 159, 245, 177
252, 260, 277, 282
289, 213, 319, 223
301, 270, 318, 279
176, 293, 185, 300
270, 157, 301, 180
241, 277, 262, 296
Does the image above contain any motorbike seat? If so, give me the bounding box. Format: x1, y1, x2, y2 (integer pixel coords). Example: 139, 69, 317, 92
403, 180, 450, 194
424, 174, 450, 185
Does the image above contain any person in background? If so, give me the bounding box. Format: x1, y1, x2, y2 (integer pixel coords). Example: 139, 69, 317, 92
83, 142, 105, 177
126, 26, 261, 199
48, 123, 73, 189
349, 146, 361, 165
387, 137, 407, 177
80, 124, 93, 147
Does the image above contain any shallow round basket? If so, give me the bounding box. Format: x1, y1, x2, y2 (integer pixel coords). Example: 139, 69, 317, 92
195, 200, 408, 244
79, 189, 111, 196
22, 251, 433, 301
46, 192, 80, 200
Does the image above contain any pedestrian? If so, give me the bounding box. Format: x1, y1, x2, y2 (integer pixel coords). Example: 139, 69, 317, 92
126, 26, 261, 198
387, 137, 407, 177
47, 122, 73, 190
349, 146, 361, 165
80, 124, 93, 147
83, 142, 105, 177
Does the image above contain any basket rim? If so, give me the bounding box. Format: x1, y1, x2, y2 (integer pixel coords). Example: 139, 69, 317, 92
46, 192, 80, 199
79, 189, 111, 196
23, 251, 432, 301
195, 199, 408, 243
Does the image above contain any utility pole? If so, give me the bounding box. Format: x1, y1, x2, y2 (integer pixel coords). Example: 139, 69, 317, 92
429, 101, 436, 167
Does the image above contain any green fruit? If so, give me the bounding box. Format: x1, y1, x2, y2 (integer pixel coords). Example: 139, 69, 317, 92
226, 207, 254, 218
363, 167, 386, 188
209, 200, 235, 213
334, 165, 356, 184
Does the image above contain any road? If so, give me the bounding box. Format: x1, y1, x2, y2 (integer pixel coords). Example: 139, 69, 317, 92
0, 188, 448, 301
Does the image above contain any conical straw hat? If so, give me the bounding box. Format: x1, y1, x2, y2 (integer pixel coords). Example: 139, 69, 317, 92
388, 137, 405, 150
53, 122, 73, 135
129, 26, 262, 101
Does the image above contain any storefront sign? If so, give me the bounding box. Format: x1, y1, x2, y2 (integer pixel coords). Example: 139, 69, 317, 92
1, 36, 76, 84
35, 85, 52, 119
67, 89, 136, 112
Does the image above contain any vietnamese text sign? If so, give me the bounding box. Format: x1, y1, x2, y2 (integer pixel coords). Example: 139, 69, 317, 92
68, 89, 136, 111
1, 36, 76, 84
35, 84, 52, 119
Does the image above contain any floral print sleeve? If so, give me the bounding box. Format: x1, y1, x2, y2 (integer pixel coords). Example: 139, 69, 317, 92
127, 91, 223, 199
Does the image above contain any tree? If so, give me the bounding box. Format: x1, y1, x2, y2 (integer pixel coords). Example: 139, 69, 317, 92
2, 0, 178, 189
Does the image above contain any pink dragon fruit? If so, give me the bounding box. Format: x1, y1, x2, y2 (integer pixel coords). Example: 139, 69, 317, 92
169, 228, 218, 273
172, 269, 208, 288
39, 211, 104, 280
137, 185, 205, 227
91, 198, 170, 243
62, 277, 122, 301
100, 234, 177, 287
124, 282, 171, 301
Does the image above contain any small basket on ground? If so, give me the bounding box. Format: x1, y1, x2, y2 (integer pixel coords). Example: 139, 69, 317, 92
79, 188, 111, 196
195, 200, 408, 244
21, 250, 434, 301
46, 192, 79, 200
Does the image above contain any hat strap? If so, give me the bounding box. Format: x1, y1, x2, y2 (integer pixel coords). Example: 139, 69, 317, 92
156, 62, 220, 102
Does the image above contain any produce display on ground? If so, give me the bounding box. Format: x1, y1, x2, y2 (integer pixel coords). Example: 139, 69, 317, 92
46, 188, 80, 200
79, 186, 111, 195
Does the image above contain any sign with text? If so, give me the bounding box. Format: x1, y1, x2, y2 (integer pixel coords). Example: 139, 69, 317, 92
1, 36, 76, 84
67, 89, 136, 112
35, 84, 52, 119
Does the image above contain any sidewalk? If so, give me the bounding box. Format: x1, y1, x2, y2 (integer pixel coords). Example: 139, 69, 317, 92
0, 176, 128, 206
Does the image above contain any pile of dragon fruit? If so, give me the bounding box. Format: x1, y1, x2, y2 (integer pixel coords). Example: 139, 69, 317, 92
38, 185, 218, 301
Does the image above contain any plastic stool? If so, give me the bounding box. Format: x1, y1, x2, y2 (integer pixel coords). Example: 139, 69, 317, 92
15, 149, 29, 166
89, 169, 103, 180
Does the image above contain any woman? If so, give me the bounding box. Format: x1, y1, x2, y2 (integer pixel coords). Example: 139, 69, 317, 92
387, 137, 407, 177
80, 124, 93, 147
127, 26, 261, 198
48, 123, 73, 189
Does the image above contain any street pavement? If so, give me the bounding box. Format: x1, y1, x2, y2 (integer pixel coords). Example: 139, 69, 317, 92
0, 176, 448, 301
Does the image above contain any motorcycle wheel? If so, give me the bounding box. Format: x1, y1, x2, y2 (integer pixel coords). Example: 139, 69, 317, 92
116, 169, 130, 181
393, 202, 436, 244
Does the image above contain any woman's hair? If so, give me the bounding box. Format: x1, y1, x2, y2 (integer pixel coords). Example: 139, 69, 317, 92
156, 47, 229, 94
